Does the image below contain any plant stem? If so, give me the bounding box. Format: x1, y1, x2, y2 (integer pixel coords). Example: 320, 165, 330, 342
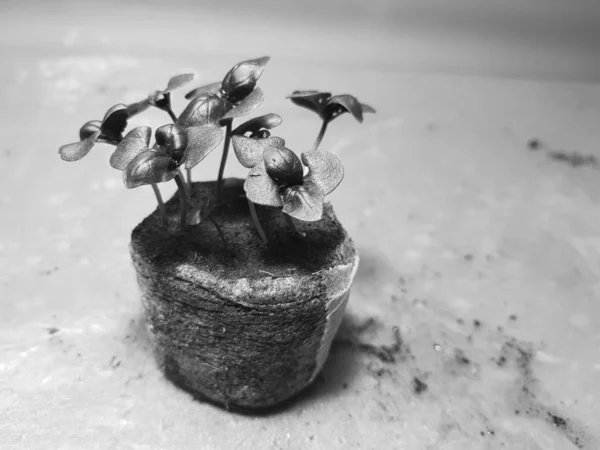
186, 167, 193, 188
166, 107, 178, 123
177, 169, 190, 199
209, 216, 227, 251
173, 173, 188, 231
216, 119, 233, 204
247, 199, 267, 244
151, 183, 167, 225
313, 119, 329, 151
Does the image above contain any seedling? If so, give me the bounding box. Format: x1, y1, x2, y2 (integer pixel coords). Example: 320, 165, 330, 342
288, 91, 375, 150
58, 56, 375, 241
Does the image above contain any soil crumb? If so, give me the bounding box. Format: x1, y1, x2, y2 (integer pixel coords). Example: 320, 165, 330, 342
528, 138, 541, 150
412, 377, 428, 395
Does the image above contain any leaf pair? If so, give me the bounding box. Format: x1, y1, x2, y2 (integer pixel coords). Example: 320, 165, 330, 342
114, 124, 224, 189
232, 137, 344, 221
288, 91, 376, 124
183, 56, 271, 125
58, 101, 149, 162
147, 73, 195, 114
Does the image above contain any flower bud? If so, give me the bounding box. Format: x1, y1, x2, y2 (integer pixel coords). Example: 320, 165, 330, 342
264, 145, 303, 187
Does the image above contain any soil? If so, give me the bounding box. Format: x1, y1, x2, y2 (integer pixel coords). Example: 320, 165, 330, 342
130, 178, 356, 281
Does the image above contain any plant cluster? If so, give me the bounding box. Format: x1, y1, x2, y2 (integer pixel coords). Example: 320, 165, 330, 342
59, 57, 375, 242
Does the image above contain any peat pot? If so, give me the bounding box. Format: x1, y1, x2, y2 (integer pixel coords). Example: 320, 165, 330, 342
130, 178, 359, 411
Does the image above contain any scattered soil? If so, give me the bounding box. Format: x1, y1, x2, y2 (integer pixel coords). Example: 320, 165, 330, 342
333, 318, 413, 364
526, 138, 598, 168
548, 151, 598, 168
497, 338, 589, 449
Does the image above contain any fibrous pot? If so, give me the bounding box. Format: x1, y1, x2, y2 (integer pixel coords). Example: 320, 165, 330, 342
130, 178, 358, 411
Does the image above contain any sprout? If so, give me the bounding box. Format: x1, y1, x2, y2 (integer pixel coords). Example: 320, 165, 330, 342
185, 56, 270, 121
120, 124, 223, 230
121, 125, 223, 189
233, 137, 343, 222
148, 73, 195, 121
58, 56, 374, 242
288, 91, 376, 150
58, 101, 149, 162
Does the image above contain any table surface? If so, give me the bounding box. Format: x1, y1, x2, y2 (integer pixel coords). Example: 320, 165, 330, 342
1, 1, 600, 449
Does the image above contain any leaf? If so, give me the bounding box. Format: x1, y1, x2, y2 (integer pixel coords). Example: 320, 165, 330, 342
165, 73, 194, 93
177, 94, 228, 128
183, 126, 224, 169
123, 150, 176, 189
361, 103, 377, 114
266, 136, 285, 146
79, 120, 101, 140
155, 124, 188, 162
103, 104, 127, 121
184, 81, 222, 100
232, 135, 269, 168
288, 90, 331, 116
126, 99, 151, 116
221, 56, 270, 103
301, 150, 344, 195
110, 126, 151, 170
221, 87, 264, 120
244, 160, 283, 207
232, 113, 282, 136
101, 104, 129, 142
264, 145, 304, 186
59, 133, 99, 162
327, 94, 363, 123
281, 179, 324, 221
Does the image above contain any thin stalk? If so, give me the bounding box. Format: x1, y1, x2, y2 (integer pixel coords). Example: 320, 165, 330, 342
216, 119, 233, 203
178, 169, 190, 200
186, 167, 193, 189
313, 119, 329, 151
173, 173, 188, 231
151, 183, 167, 225
166, 107, 178, 123
209, 216, 227, 251
247, 199, 267, 244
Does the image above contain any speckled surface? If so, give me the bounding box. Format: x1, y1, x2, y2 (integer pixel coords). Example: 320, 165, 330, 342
1, 1, 600, 449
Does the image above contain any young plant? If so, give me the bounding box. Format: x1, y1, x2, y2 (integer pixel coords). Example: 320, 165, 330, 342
287, 91, 376, 150
147, 73, 195, 122
58, 56, 375, 244
184, 56, 270, 200
232, 136, 343, 242
118, 123, 224, 228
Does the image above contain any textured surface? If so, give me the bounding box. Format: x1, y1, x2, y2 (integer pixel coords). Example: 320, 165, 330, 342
130, 180, 358, 409
2, 1, 600, 449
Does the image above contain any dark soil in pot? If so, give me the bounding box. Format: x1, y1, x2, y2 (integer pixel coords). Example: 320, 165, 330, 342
130, 178, 359, 411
